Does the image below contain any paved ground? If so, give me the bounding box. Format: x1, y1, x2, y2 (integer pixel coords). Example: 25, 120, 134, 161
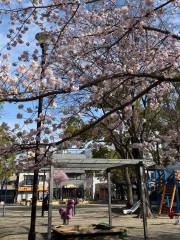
0, 204, 180, 239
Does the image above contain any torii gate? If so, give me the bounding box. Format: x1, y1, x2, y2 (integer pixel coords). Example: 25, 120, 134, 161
47, 154, 154, 240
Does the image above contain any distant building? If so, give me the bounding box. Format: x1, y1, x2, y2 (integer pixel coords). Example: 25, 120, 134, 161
4, 151, 109, 204
17, 171, 49, 203
52, 152, 107, 200
0, 174, 17, 203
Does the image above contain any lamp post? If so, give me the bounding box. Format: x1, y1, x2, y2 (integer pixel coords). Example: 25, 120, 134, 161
4, 162, 8, 204
28, 32, 51, 240
1, 162, 9, 217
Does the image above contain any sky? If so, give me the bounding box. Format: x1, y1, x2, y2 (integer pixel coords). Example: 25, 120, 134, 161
0, 4, 40, 128
0, 102, 36, 128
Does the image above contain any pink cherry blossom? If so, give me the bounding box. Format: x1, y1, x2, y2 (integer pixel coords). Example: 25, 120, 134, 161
54, 170, 69, 184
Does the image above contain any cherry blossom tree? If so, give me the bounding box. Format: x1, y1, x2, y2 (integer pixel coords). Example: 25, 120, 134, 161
85, 85, 180, 205
54, 170, 68, 183
53, 170, 68, 199
0, 0, 179, 239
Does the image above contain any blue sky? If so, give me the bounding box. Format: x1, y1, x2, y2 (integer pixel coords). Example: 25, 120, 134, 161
0, 5, 40, 128
0, 102, 35, 128
1, 103, 18, 127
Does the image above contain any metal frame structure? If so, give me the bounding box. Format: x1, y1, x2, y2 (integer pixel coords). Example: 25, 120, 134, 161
46, 156, 153, 240
106, 162, 149, 240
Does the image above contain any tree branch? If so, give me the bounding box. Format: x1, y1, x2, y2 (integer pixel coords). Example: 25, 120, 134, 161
54, 79, 162, 146
1, 71, 179, 103
143, 25, 180, 41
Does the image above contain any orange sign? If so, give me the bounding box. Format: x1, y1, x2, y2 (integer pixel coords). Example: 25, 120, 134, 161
18, 186, 48, 192
18, 186, 33, 191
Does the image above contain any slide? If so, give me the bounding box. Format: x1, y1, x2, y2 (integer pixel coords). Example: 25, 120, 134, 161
123, 200, 140, 214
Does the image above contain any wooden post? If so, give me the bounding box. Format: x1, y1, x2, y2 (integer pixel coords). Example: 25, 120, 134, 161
48, 164, 54, 240
158, 186, 166, 215
170, 185, 176, 210
139, 162, 149, 240
107, 170, 112, 227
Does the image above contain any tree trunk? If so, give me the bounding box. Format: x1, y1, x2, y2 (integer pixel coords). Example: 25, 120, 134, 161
137, 166, 153, 218
125, 167, 133, 207
14, 173, 19, 203
28, 169, 39, 240
28, 96, 43, 240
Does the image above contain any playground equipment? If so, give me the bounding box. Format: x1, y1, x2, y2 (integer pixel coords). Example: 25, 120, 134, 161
135, 165, 180, 219
59, 199, 79, 224
53, 225, 127, 239
123, 200, 140, 214
120, 165, 180, 219
158, 170, 180, 216
122, 167, 166, 216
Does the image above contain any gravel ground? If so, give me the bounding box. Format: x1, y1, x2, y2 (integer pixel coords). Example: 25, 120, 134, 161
0, 204, 180, 240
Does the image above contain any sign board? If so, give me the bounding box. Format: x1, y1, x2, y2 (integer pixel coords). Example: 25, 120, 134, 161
18, 186, 33, 191
18, 186, 48, 192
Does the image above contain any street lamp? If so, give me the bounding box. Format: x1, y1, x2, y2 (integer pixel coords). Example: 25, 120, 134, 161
35, 32, 52, 43
4, 162, 9, 204
28, 31, 52, 240
1, 162, 9, 217
36, 31, 56, 240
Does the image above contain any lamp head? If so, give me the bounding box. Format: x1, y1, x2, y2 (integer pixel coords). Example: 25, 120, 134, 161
35, 32, 52, 44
